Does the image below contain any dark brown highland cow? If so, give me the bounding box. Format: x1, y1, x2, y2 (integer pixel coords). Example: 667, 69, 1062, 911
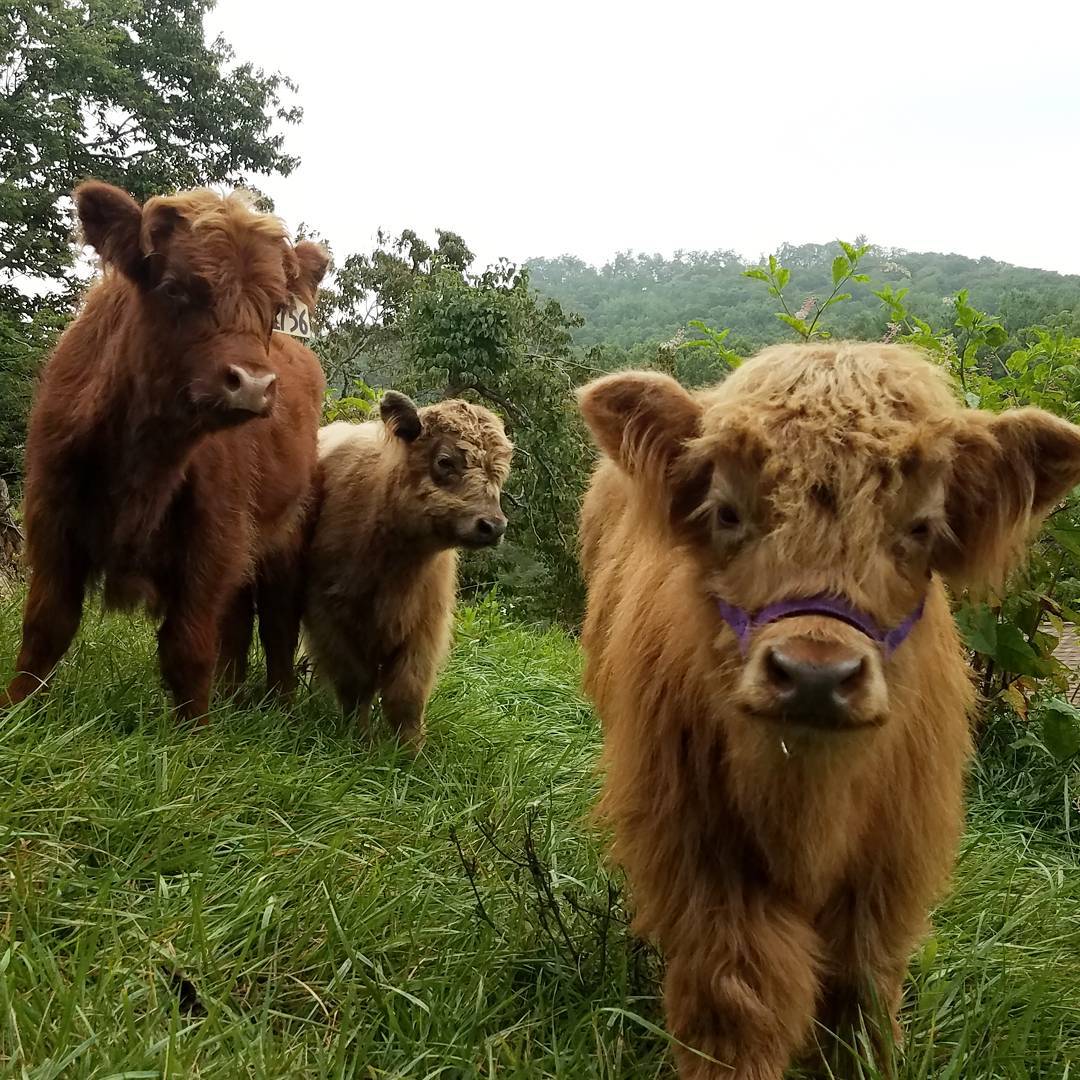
3, 182, 328, 720
577, 343, 1080, 1078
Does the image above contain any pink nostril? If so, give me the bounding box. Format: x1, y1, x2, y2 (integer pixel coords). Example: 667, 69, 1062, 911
223, 366, 276, 414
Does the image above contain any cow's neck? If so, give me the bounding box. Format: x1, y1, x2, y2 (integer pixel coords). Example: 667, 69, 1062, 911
724, 718, 892, 906
95, 335, 209, 547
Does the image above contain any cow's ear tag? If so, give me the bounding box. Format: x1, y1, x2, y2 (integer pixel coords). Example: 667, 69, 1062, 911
273, 296, 312, 338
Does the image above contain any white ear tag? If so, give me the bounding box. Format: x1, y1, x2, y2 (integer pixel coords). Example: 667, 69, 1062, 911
272, 296, 312, 339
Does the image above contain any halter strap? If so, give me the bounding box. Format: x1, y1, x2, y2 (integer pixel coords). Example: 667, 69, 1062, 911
716, 593, 926, 658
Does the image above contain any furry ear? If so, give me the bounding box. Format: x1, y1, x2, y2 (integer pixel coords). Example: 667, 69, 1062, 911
937, 407, 1080, 589
578, 371, 709, 534
292, 241, 330, 305
74, 181, 145, 281
380, 391, 422, 442
577, 371, 703, 481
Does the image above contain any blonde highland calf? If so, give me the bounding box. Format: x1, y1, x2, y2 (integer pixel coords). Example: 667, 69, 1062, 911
302, 393, 513, 751
576, 342, 1080, 1079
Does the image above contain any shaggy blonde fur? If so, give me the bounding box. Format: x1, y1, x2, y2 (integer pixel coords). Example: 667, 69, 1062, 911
303, 394, 512, 750
577, 342, 1080, 1078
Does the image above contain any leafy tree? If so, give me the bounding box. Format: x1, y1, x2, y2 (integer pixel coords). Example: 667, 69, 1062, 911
314, 229, 473, 396
0, 304, 62, 484
1, 0, 301, 289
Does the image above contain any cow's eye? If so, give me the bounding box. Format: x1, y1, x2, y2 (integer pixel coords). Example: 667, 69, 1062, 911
909, 518, 931, 541
715, 503, 741, 529
158, 279, 186, 302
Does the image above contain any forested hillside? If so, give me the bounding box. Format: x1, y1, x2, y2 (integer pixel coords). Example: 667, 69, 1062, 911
528, 245, 1080, 351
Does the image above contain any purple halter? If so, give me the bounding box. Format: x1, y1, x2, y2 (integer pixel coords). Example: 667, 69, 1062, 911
716, 593, 926, 659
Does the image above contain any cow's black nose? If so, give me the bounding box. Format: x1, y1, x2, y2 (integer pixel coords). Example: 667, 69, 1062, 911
764, 647, 866, 726
472, 516, 507, 545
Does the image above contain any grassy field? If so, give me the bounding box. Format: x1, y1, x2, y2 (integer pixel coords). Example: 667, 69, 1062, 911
0, 595, 1078, 1079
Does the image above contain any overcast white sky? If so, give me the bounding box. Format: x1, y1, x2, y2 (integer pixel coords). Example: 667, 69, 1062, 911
207, 0, 1080, 274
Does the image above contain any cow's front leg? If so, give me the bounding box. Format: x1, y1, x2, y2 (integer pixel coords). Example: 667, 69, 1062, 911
662, 900, 821, 1080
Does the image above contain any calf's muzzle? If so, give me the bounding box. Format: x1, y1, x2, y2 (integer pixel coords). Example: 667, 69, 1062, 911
722, 591, 926, 731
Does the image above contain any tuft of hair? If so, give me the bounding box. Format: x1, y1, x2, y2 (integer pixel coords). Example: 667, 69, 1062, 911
419, 399, 514, 480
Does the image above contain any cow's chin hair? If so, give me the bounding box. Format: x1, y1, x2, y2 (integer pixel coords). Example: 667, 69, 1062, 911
725, 696, 891, 766
736, 701, 890, 734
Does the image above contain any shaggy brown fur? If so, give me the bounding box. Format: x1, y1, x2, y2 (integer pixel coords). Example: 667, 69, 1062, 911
4, 181, 327, 721
577, 342, 1080, 1079
302, 392, 512, 750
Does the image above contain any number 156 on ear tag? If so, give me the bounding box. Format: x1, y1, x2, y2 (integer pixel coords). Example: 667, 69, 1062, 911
273, 297, 313, 339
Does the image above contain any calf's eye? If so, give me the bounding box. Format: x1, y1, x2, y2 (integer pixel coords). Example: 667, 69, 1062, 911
159, 280, 186, 302
715, 503, 741, 529
908, 519, 931, 541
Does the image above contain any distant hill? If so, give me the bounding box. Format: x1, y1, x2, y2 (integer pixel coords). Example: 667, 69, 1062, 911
527, 244, 1080, 352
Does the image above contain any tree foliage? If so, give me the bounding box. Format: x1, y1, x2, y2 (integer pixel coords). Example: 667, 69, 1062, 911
529, 246, 1080, 352
1, 0, 301, 289
0, 304, 62, 483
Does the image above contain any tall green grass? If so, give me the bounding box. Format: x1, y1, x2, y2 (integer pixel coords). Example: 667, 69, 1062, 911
0, 596, 1076, 1078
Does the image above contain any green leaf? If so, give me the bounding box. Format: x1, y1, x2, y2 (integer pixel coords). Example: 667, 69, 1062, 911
776, 267, 791, 291
991, 624, 1042, 676
1041, 698, 1080, 761
839, 240, 858, 262
985, 325, 1008, 348
743, 268, 770, 283
1051, 527, 1080, 563
832, 256, 849, 287
820, 293, 852, 311
776, 313, 810, 339
955, 603, 997, 655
